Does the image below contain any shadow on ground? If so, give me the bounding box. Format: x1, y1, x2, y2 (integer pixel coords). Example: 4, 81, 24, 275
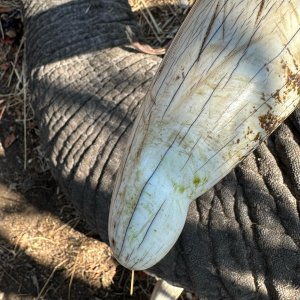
0, 115, 154, 299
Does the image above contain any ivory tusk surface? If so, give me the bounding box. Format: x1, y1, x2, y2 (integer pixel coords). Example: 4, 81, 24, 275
109, 0, 300, 270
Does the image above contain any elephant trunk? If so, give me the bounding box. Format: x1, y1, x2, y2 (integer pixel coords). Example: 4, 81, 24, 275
21, 0, 161, 240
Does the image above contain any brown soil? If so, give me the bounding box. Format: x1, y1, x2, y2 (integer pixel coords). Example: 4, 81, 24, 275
0, 1, 196, 299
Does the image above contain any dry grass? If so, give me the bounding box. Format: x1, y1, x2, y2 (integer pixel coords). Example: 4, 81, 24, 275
0, 0, 196, 299
129, 0, 195, 46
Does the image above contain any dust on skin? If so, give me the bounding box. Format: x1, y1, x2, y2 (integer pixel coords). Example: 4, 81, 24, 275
254, 132, 261, 141
259, 58, 300, 134
285, 67, 300, 95
278, 58, 300, 104
258, 112, 283, 135
244, 130, 261, 142
246, 126, 254, 136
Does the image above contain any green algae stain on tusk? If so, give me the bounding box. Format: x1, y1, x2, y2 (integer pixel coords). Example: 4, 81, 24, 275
192, 175, 208, 188
171, 180, 186, 194
108, 0, 300, 270
192, 176, 201, 187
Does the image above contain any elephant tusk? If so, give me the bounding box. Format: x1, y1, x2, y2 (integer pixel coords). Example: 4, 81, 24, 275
108, 0, 300, 270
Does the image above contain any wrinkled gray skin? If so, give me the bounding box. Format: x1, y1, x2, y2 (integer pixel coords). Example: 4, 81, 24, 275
22, 0, 300, 299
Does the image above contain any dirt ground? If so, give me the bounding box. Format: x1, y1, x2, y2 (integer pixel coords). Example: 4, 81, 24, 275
0, 1, 196, 299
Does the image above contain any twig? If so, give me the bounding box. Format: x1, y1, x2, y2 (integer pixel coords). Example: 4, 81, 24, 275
0, 105, 6, 120
0, 265, 24, 289
140, 0, 162, 33
68, 246, 81, 300
53, 217, 80, 234
22, 45, 27, 171
0, 195, 20, 203
7, 35, 24, 87
137, 1, 162, 44
131, 41, 166, 55
130, 270, 135, 296
0, 92, 22, 98
0, 19, 4, 39
26, 236, 54, 243
13, 232, 26, 254
0, 243, 15, 254
117, 267, 126, 288
36, 259, 67, 300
